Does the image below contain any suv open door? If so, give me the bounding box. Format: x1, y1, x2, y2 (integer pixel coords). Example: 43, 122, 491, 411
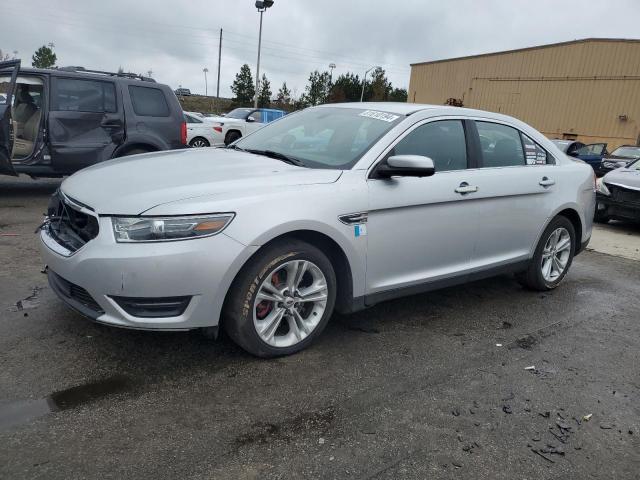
0, 59, 20, 176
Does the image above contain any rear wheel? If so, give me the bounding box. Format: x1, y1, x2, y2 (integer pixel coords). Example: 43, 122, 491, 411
223, 240, 336, 358
517, 216, 575, 291
189, 137, 210, 148
225, 131, 241, 146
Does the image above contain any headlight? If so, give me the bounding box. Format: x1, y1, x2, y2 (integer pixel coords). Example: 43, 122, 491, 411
112, 214, 234, 242
596, 178, 610, 196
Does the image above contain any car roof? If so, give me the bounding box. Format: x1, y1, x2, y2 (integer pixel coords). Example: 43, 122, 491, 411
15, 67, 159, 85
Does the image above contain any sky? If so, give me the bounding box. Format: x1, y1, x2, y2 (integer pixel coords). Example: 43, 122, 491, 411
3, 0, 640, 99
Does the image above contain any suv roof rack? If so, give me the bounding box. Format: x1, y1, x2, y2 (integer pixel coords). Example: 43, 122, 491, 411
56, 66, 156, 82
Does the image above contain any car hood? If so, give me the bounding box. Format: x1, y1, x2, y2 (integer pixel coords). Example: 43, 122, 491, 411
60, 148, 342, 215
603, 165, 640, 190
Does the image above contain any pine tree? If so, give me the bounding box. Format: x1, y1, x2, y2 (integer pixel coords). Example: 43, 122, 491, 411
274, 82, 292, 110
31, 44, 57, 69
257, 73, 272, 108
230, 64, 255, 106
304, 70, 331, 106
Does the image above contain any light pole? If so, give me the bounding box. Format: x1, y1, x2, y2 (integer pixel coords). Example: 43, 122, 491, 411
254, 0, 274, 108
360, 65, 380, 102
326, 63, 336, 103
203, 68, 209, 96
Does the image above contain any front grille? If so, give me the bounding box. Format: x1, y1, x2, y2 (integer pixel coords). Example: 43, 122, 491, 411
46, 191, 99, 253
49, 271, 104, 315
607, 184, 640, 205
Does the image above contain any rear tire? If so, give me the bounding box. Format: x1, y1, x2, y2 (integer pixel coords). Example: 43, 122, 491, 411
223, 240, 336, 358
189, 137, 210, 148
517, 216, 576, 291
225, 131, 241, 146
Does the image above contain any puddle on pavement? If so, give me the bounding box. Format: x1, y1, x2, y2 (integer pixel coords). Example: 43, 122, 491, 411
10, 286, 43, 312
0, 375, 132, 431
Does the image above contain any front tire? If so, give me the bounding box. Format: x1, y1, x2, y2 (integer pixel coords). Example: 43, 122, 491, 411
225, 131, 241, 146
517, 216, 575, 291
223, 240, 337, 358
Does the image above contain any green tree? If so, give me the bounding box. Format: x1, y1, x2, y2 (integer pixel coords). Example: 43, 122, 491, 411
303, 70, 331, 106
31, 44, 57, 69
367, 67, 392, 101
257, 73, 272, 108
230, 64, 255, 106
274, 82, 292, 110
389, 87, 408, 102
327, 73, 361, 103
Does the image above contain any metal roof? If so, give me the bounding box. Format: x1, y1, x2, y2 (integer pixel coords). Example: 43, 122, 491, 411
410, 38, 640, 67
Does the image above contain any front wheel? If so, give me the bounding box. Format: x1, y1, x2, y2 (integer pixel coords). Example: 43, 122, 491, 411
223, 240, 337, 357
517, 216, 575, 291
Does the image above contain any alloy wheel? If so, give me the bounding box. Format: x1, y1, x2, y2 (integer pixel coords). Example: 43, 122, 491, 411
191, 139, 208, 148
541, 227, 571, 282
253, 260, 328, 348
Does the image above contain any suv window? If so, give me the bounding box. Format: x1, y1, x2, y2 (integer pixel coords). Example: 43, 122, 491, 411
392, 120, 467, 172
52, 78, 117, 113
251, 110, 264, 123
476, 121, 525, 168
521, 133, 552, 165
128, 86, 169, 117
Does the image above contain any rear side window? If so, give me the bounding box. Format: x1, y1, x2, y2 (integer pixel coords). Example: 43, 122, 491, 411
52, 78, 116, 113
521, 133, 552, 165
392, 120, 467, 172
128, 86, 169, 117
476, 121, 525, 168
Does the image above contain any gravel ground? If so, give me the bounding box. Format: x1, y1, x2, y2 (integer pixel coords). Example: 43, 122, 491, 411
1, 176, 639, 479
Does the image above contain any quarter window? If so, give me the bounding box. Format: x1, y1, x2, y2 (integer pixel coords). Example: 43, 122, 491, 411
392, 120, 467, 172
52, 78, 117, 113
128, 86, 170, 117
476, 121, 525, 168
521, 133, 551, 165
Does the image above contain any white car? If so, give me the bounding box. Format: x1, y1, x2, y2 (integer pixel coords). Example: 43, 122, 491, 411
39, 103, 596, 358
184, 112, 223, 147
218, 108, 286, 145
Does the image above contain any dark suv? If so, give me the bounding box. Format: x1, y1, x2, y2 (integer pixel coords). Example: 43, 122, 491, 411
0, 60, 187, 177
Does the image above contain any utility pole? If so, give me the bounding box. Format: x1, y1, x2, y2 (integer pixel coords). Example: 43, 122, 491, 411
216, 28, 222, 100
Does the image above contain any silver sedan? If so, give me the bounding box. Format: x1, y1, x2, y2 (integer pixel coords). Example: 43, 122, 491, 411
39, 103, 596, 357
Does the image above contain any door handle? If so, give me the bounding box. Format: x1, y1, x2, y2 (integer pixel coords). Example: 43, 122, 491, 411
455, 182, 478, 194
539, 177, 555, 187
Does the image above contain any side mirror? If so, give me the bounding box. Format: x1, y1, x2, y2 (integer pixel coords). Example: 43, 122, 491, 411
247, 116, 256, 123
376, 155, 436, 178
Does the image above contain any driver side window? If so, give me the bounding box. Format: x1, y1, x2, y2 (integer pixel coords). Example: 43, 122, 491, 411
392, 120, 467, 172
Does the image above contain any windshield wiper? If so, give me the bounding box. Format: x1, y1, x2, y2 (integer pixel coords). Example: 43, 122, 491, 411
226, 144, 246, 152
245, 149, 306, 167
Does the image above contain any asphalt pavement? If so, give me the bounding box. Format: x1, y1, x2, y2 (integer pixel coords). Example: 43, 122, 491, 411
1, 176, 639, 479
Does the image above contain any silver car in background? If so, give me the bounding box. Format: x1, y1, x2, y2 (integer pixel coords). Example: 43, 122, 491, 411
39, 103, 596, 357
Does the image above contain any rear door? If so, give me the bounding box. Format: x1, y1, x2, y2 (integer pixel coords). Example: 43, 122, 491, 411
468, 120, 560, 268
0, 59, 20, 176
48, 76, 124, 172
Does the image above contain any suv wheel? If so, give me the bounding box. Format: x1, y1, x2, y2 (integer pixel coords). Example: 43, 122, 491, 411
223, 240, 336, 358
517, 216, 575, 291
225, 131, 241, 146
189, 137, 210, 148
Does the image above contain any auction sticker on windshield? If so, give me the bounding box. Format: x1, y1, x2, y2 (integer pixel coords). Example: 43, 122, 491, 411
359, 110, 399, 122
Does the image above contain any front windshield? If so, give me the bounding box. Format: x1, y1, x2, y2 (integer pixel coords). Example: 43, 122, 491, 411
611, 146, 640, 159
225, 108, 254, 119
235, 107, 402, 169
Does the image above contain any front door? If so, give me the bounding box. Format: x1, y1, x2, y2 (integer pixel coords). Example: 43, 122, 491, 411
48, 76, 124, 173
365, 119, 479, 297
0, 59, 20, 176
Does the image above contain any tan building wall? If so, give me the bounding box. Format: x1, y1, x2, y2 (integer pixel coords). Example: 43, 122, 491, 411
409, 39, 640, 149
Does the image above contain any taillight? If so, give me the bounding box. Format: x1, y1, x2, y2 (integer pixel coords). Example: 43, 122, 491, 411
213, 126, 222, 133
180, 121, 187, 145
